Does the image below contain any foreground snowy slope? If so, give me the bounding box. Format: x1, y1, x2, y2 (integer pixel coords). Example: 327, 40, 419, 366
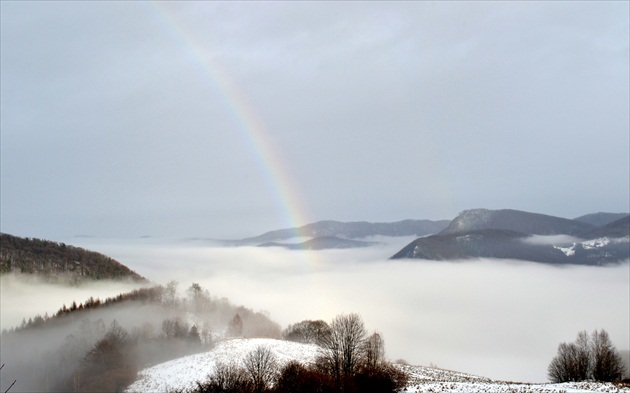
126, 338, 320, 393
126, 338, 630, 393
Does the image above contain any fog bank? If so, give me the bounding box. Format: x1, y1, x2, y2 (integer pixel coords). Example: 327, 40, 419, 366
0, 274, 148, 331
7, 237, 629, 383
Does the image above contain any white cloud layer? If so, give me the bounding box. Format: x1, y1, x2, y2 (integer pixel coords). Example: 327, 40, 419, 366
4, 238, 624, 383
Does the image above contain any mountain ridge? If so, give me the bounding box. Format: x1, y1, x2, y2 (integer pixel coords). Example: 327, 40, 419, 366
391, 209, 630, 265
573, 212, 630, 227
229, 219, 450, 246
439, 208, 595, 236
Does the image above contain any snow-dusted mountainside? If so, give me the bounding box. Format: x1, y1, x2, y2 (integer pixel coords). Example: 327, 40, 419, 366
390, 229, 629, 265
126, 338, 630, 393
439, 209, 594, 236
391, 210, 629, 265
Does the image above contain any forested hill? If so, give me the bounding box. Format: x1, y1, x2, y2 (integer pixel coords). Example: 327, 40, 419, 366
0, 233, 146, 283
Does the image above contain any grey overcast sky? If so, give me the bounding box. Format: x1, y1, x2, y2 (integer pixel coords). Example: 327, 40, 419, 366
1, 1, 628, 240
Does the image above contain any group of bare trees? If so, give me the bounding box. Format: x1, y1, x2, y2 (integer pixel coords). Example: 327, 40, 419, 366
283, 314, 386, 375
186, 313, 407, 393
182, 346, 278, 393
315, 313, 404, 392
548, 329, 627, 382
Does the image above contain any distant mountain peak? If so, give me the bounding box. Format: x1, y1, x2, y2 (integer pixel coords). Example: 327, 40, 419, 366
440, 208, 593, 237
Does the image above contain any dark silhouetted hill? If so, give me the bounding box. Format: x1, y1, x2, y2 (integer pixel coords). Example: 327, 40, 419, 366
234, 219, 449, 246
581, 215, 630, 239
0, 233, 146, 283
391, 229, 569, 263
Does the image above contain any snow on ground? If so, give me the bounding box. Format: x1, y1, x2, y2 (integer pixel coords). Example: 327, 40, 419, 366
126, 338, 630, 393
402, 381, 629, 393
126, 338, 320, 393
399, 364, 630, 392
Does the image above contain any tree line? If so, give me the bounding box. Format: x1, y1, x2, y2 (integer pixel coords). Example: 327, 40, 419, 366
3, 286, 164, 334
0, 233, 145, 282
548, 329, 627, 383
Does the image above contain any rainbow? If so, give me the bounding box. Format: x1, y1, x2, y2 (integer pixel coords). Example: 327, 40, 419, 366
145, 4, 370, 319
148, 3, 312, 237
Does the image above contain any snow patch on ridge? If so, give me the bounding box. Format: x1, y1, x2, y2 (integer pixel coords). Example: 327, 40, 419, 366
583, 237, 611, 249
554, 245, 576, 257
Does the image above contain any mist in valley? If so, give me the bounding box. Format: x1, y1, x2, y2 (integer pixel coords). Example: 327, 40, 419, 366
3, 236, 627, 384
1, 271, 282, 392
0, 274, 148, 332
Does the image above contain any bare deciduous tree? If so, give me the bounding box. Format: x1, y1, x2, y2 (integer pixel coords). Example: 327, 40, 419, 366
243, 346, 277, 393
592, 329, 627, 382
319, 313, 367, 382
574, 330, 591, 380
362, 332, 385, 369
548, 342, 582, 382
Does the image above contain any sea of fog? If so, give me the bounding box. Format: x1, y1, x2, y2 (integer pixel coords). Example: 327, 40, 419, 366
2, 235, 628, 383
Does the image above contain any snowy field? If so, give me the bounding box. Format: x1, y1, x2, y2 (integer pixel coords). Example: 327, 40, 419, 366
125, 338, 630, 393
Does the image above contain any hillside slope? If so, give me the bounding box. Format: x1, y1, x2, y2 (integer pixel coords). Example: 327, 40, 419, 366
126, 338, 629, 393
582, 215, 630, 239
126, 338, 320, 392
391, 229, 566, 262
0, 233, 145, 282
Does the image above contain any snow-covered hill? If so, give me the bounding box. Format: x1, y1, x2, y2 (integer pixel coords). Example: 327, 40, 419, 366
126, 338, 320, 393
125, 338, 630, 393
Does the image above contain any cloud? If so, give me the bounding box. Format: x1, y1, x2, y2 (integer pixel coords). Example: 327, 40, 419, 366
521, 234, 582, 245
34, 237, 627, 383
0, 274, 147, 331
